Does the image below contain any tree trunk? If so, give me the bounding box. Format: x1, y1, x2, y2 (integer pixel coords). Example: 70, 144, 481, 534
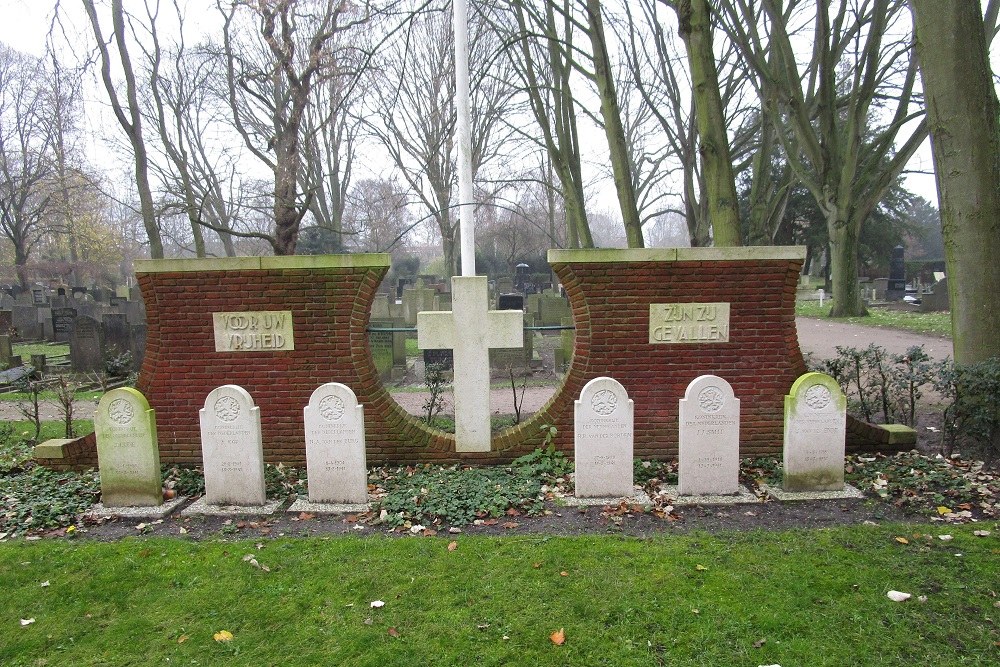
912, 0, 1000, 364
828, 218, 868, 317
585, 0, 643, 248
677, 0, 741, 247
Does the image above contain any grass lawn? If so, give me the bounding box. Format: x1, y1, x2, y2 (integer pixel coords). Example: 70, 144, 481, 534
795, 299, 952, 338
0, 390, 104, 403
1, 524, 997, 666
11, 343, 69, 358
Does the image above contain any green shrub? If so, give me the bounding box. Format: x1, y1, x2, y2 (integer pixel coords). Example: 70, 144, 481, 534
0, 466, 100, 533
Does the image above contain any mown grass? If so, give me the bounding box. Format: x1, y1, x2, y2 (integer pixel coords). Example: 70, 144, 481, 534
0, 389, 104, 403
0, 524, 997, 666
11, 343, 69, 358
796, 299, 952, 337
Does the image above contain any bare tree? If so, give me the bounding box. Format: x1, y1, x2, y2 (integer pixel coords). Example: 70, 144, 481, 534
0, 46, 56, 286
82, 0, 164, 258
719, 0, 927, 316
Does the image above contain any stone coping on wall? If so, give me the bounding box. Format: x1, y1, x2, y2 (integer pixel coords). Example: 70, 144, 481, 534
548, 246, 807, 264
135, 253, 391, 274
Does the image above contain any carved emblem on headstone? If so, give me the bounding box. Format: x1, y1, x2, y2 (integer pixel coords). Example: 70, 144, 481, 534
804, 384, 832, 410
319, 395, 345, 421
591, 389, 618, 415
214, 396, 241, 422
108, 398, 135, 425
697, 386, 725, 413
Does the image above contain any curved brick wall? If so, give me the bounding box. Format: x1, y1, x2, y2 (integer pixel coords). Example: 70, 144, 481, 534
37, 248, 909, 471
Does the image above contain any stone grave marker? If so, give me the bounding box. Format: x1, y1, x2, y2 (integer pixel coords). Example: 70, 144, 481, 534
102, 313, 132, 357
51, 307, 77, 342
303, 383, 367, 504
678, 375, 740, 495
130, 323, 147, 367
70, 316, 103, 372
574, 376, 634, 498
95, 387, 162, 506
0, 309, 11, 334
783, 372, 847, 492
199, 385, 266, 505
423, 347, 454, 372
368, 319, 396, 379
12, 305, 38, 340
0, 334, 12, 370
497, 293, 524, 311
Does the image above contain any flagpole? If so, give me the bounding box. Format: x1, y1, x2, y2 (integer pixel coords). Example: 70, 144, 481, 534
454, 0, 475, 276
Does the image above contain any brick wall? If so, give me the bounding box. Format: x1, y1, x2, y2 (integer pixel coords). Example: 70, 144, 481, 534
36, 249, 908, 471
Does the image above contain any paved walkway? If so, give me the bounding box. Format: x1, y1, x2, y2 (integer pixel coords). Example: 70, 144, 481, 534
0, 318, 952, 422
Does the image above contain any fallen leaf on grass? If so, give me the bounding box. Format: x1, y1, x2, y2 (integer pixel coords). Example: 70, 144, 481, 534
213, 630, 234, 642
387, 627, 401, 638
447, 541, 458, 552
370, 600, 385, 608
691, 609, 700, 615
974, 530, 992, 537
752, 638, 766, 648
887, 591, 911, 602
560, 571, 569, 577
938, 535, 953, 541
177, 635, 189, 644
937, 506, 952, 515
549, 628, 565, 645
894, 537, 909, 544
20, 618, 35, 627
695, 564, 709, 571
532, 562, 542, 569
502, 522, 519, 529
40, 581, 49, 588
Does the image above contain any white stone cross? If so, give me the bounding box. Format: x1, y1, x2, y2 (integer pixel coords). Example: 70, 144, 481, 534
418, 275, 523, 452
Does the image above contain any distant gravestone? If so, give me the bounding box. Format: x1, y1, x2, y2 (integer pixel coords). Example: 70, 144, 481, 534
0, 309, 11, 334
783, 372, 847, 492
51, 307, 77, 342
70, 316, 103, 372
95, 387, 161, 507
0, 334, 12, 370
423, 348, 454, 372
130, 324, 147, 368
102, 313, 132, 357
199, 385, 266, 505
303, 383, 367, 504
497, 293, 524, 311
368, 319, 395, 379
678, 375, 740, 495
574, 376, 634, 498
31, 286, 47, 306
887, 245, 906, 300
12, 305, 37, 340
371, 293, 391, 319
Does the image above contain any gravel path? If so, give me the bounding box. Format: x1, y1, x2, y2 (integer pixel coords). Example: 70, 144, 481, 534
0, 317, 954, 421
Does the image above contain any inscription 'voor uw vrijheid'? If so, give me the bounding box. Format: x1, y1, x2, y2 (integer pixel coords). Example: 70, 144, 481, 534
213, 311, 295, 352
649, 303, 730, 344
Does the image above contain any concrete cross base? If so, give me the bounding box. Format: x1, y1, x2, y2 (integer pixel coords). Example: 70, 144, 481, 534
181, 497, 283, 516
89, 496, 187, 519
660, 485, 759, 505
564, 491, 651, 507
760, 483, 864, 501
287, 498, 371, 514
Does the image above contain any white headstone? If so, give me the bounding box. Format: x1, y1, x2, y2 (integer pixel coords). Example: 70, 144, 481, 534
678, 375, 740, 495
199, 385, 266, 505
783, 372, 847, 491
304, 383, 367, 504
95, 387, 161, 507
574, 377, 634, 498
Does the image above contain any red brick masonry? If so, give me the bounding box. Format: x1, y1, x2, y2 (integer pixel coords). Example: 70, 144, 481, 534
36, 249, 911, 470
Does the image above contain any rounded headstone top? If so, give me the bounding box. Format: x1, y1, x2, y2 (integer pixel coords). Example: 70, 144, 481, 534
202, 384, 256, 414
97, 387, 151, 420
682, 375, 737, 413
577, 376, 631, 414
307, 382, 360, 422
787, 372, 845, 413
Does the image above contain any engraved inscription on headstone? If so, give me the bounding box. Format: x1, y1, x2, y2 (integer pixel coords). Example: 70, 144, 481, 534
783, 372, 847, 492
212, 311, 294, 352
95, 387, 162, 506
51, 307, 77, 342
574, 376, 634, 498
199, 385, 266, 505
649, 303, 731, 343
678, 375, 740, 495
304, 383, 367, 504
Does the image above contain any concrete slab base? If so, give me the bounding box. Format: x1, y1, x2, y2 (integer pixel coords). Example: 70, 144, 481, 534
564, 491, 651, 507
89, 496, 187, 519
761, 483, 864, 501
287, 499, 370, 514
181, 497, 283, 516
659, 485, 759, 506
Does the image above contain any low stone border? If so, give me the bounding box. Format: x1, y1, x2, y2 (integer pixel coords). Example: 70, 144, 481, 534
658, 485, 759, 506
287, 499, 371, 514
88, 496, 188, 519
563, 491, 652, 507
760, 483, 864, 501
181, 497, 284, 516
